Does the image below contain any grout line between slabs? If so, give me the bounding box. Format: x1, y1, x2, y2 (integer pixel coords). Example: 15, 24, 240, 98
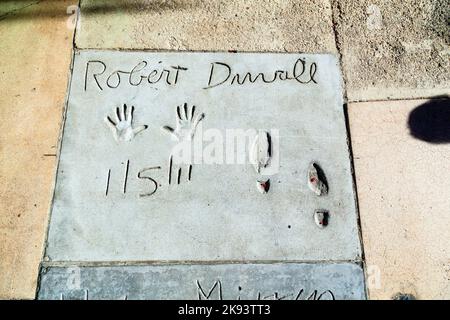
329, 0, 368, 300
41, 259, 365, 269
35, 0, 82, 299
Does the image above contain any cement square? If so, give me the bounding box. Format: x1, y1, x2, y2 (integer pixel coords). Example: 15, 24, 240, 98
45, 50, 361, 262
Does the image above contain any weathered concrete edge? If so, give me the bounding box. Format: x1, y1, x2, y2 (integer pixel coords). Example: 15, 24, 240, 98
36, 261, 368, 300
342, 102, 368, 298
328, 6, 368, 297
35, 46, 79, 300
40, 258, 364, 268
347, 90, 450, 104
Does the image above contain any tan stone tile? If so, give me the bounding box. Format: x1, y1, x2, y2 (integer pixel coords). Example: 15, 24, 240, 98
0, 0, 76, 299
75, 0, 337, 53
332, 0, 450, 102
348, 98, 450, 299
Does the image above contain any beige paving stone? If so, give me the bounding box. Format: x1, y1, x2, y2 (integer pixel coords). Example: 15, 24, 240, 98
75, 0, 337, 53
0, 0, 75, 299
348, 98, 450, 299
332, 0, 450, 102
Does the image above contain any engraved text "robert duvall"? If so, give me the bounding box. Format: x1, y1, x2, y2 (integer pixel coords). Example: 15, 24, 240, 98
84, 58, 317, 91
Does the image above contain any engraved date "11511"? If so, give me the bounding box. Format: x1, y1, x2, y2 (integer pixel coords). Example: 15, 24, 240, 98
105, 158, 191, 198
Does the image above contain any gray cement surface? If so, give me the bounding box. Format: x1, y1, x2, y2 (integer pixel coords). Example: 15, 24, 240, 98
38, 263, 366, 300
45, 50, 360, 262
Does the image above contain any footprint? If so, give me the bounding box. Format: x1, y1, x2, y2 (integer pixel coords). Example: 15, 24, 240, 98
250, 131, 272, 194
307, 162, 328, 196
256, 179, 270, 194
314, 209, 329, 229
250, 131, 272, 174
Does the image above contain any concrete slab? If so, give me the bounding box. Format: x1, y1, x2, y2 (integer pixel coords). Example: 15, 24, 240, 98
45, 50, 361, 262
332, 0, 450, 101
349, 98, 450, 299
75, 0, 337, 53
0, 0, 76, 299
37, 262, 366, 300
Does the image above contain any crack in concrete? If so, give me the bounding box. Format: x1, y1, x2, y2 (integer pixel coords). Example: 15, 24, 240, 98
0, 1, 42, 21
329, 0, 348, 103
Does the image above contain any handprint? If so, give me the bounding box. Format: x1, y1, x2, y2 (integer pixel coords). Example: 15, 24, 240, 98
161, 103, 205, 141
104, 104, 148, 142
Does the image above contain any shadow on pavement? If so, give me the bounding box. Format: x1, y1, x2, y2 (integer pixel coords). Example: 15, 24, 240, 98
408, 95, 450, 143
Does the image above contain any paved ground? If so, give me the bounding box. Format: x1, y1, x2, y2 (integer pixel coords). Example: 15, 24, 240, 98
0, 0, 76, 299
0, 0, 448, 299
349, 99, 450, 299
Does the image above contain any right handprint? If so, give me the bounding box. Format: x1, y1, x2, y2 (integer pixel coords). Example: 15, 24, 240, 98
161, 103, 205, 185
161, 103, 205, 141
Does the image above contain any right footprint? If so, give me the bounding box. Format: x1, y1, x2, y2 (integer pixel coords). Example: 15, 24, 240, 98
308, 162, 330, 228
307, 162, 328, 196
314, 209, 329, 229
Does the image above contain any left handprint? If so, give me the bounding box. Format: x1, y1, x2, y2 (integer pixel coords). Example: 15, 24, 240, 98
104, 104, 148, 142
